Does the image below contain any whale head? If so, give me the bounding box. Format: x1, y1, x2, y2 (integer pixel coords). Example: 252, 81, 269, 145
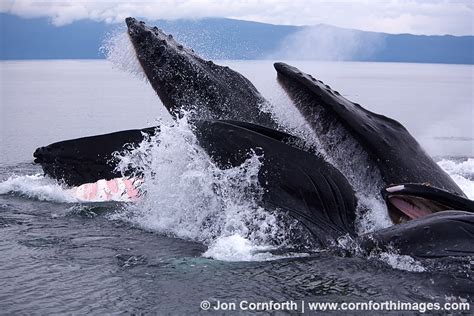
125, 17, 275, 127
273, 62, 467, 224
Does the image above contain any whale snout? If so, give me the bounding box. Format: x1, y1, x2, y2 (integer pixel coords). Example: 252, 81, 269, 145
33, 146, 51, 163
125, 17, 136, 28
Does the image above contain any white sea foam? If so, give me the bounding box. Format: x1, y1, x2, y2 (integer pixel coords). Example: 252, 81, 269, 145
203, 234, 276, 261
377, 251, 426, 273
438, 158, 474, 199
203, 234, 311, 261
0, 174, 77, 203
337, 234, 426, 272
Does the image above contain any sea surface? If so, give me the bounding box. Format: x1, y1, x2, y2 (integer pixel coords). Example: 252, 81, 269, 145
0, 60, 473, 314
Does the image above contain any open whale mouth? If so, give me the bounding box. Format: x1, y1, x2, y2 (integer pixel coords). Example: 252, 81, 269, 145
385, 186, 447, 223
383, 184, 474, 224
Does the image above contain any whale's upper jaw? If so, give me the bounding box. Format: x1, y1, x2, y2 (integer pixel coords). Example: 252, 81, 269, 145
125, 17, 276, 128
273, 62, 465, 197
125, 17, 206, 115
33, 127, 157, 186
126, 17, 200, 63
382, 183, 474, 224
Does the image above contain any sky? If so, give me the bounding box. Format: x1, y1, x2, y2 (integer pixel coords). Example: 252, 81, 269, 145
0, 0, 473, 35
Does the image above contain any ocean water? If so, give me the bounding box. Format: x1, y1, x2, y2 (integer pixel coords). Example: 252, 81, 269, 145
0, 60, 473, 314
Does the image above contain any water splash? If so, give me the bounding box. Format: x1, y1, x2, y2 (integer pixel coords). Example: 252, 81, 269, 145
111, 115, 298, 259
203, 234, 277, 261
262, 86, 326, 154
376, 251, 426, 273
0, 174, 77, 202
203, 234, 311, 261
101, 30, 147, 81
337, 235, 425, 272
438, 158, 474, 198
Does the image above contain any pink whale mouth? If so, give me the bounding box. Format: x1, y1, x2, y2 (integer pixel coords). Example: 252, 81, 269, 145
69, 177, 142, 202
385, 185, 452, 224
387, 196, 434, 221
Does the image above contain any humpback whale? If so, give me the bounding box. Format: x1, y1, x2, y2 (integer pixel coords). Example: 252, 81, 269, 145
32, 17, 474, 258
273, 62, 467, 222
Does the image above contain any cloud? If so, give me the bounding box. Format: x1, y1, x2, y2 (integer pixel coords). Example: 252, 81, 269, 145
1, 0, 472, 35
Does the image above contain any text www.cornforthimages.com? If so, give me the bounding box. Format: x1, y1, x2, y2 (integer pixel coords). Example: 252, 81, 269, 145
200, 300, 470, 313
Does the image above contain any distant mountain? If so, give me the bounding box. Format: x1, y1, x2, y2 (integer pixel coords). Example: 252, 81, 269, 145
0, 13, 472, 64
0, 14, 108, 59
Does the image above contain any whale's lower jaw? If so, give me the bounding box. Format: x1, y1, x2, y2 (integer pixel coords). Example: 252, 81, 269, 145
360, 211, 474, 258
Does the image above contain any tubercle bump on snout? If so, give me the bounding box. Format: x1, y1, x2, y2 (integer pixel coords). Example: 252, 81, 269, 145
126, 17, 175, 48
125, 17, 135, 26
